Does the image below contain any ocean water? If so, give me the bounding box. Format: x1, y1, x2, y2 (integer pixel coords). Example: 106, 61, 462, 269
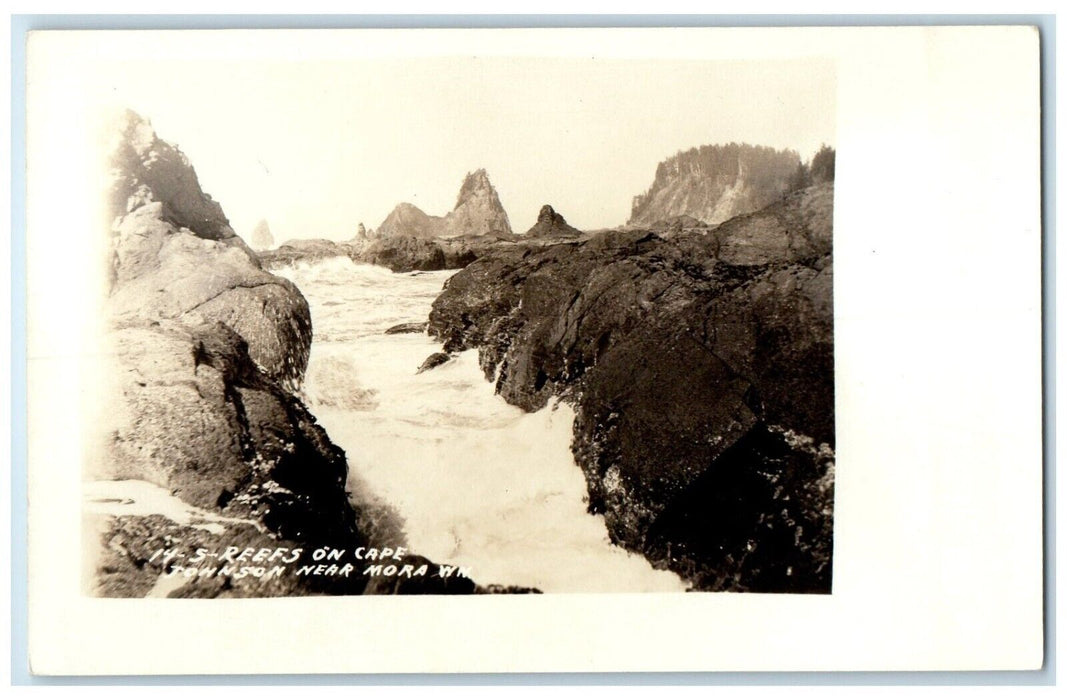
275, 256, 685, 593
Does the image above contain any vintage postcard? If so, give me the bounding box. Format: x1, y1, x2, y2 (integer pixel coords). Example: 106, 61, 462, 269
25, 25, 1043, 674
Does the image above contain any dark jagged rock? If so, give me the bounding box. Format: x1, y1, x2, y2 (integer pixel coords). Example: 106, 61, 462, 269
360, 235, 447, 272
429, 184, 835, 593
107, 109, 235, 242
416, 352, 453, 374
94, 111, 481, 597
524, 204, 583, 239
385, 322, 429, 335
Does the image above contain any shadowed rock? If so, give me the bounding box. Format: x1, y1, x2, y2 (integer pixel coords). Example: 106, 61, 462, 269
417, 352, 453, 374
524, 205, 583, 239
93, 110, 484, 597
385, 322, 429, 335
106, 112, 310, 387
428, 184, 835, 593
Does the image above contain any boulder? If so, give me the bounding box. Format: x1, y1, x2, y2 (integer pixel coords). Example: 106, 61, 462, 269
428, 185, 835, 592
105, 114, 311, 387
385, 322, 429, 335
416, 352, 453, 374
360, 235, 447, 272
92, 111, 480, 597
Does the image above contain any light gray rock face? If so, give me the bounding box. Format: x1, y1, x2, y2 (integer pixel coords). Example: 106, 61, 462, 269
250, 219, 274, 250
442, 169, 512, 239
628, 143, 802, 227
376, 169, 512, 240
92, 110, 483, 598
105, 112, 311, 386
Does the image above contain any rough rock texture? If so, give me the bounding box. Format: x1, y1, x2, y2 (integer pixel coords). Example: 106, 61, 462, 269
442, 169, 513, 239
416, 352, 453, 374
257, 238, 358, 270
106, 113, 310, 387
377, 202, 442, 240
524, 205, 583, 239
107, 110, 235, 242
385, 322, 429, 335
376, 169, 512, 241
628, 143, 802, 227
429, 184, 835, 593
647, 214, 710, 236
93, 111, 482, 597
360, 235, 447, 272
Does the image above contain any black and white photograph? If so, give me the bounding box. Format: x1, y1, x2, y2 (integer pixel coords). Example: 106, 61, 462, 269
81, 47, 836, 598
23, 25, 1043, 675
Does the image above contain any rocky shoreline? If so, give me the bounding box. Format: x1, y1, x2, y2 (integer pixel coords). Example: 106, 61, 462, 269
427, 184, 836, 593
95, 110, 834, 596
93, 112, 491, 596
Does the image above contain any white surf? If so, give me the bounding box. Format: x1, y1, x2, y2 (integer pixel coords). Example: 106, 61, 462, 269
276, 256, 684, 593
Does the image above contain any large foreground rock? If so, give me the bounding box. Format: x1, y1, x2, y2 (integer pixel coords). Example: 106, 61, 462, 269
429, 184, 835, 592
107, 112, 310, 387
93, 111, 480, 597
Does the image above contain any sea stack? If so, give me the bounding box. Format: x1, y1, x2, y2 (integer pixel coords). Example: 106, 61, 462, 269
375, 169, 512, 240
523, 204, 582, 239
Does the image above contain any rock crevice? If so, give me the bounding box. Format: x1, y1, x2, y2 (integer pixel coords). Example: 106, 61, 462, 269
429, 184, 835, 593
93, 111, 482, 597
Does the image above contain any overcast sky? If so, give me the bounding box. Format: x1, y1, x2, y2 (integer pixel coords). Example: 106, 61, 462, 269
85, 52, 834, 242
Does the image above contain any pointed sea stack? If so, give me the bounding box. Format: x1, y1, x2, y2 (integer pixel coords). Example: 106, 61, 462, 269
375, 169, 512, 240
524, 204, 582, 239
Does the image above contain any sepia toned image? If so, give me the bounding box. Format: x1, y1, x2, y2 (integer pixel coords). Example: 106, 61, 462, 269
25, 24, 1043, 677
78, 48, 837, 598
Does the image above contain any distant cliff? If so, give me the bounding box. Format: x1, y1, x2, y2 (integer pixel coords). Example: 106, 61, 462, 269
628, 143, 803, 227
377, 169, 512, 240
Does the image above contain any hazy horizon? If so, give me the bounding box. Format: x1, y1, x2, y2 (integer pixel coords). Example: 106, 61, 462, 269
93, 55, 835, 242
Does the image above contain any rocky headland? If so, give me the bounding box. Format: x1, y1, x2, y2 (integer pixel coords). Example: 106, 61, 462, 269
428, 183, 835, 593
628, 142, 805, 228
92, 111, 484, 596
